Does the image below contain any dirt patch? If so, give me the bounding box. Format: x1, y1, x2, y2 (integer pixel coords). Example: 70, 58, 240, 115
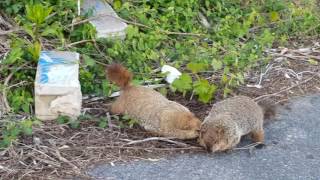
238, 44, 320, 104
1, 43, 320, 179
0, 120, 203, 179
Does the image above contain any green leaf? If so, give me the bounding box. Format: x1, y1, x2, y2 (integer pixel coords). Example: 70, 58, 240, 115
23, 24, 35, 39
21, 104, 29, 113
126, 25, 138, 39
257, 29, 275, 47
270, 11, 280, 22
172, 73, 193, 94
113, 0, 122, 10
98, 119, 108, 128
186, 62, 207, 74
211, 59, 223, 71
41, 22, 62, 37
22, 127, 33, 135
57, 116, 69, 124
27, 41, 41, 61
20, 119, 33, 135
70, 120, 80, 129
26, 4, 53, 25
4, 47, 23, 64
83, 54, 96, 66
128, 119, 139, 128
223, 87, 232, 98
102, 80, 111, 96
193, 79, 216, 103
308, 59, 318, 65
198, 86, 216, 103
159, 87, 168, 97
193, 79, 210, 95
122, 114, 131, 120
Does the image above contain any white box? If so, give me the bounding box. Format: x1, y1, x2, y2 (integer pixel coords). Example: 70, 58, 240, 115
35, 51, 82, 120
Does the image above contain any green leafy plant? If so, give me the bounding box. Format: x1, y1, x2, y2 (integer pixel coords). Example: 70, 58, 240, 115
172, 73, 193, 96
119, 115, 139, 128
0, 118, 40, 149
56, 115, 80, 129
193, 78, 217, 103
172, 62, 217, 103
98, 117, 108, 128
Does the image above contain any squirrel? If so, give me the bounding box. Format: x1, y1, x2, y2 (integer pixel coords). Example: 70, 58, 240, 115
198, 96, 275, 152
106, 63, 201, 140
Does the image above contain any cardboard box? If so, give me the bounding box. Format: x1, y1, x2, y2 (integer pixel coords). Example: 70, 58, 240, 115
34, 51, 82, 120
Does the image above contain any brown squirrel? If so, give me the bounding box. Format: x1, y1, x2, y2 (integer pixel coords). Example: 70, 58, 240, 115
106, 63, 201, 139
198, 96, 275, 152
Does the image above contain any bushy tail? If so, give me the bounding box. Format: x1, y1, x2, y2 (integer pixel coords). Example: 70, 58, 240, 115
106, 63, 132, 89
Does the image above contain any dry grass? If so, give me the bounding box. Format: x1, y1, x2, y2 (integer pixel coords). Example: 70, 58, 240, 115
0, 119, 203, 179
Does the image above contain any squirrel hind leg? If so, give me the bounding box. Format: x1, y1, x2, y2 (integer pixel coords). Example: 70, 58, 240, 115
251, 129, 264, 143
110, 98, 125, 114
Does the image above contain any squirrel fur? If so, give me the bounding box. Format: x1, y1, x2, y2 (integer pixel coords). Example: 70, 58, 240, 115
106, 64, 201, 140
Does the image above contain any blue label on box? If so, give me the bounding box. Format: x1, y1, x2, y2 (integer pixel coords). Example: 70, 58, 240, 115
38, 51, 66, 84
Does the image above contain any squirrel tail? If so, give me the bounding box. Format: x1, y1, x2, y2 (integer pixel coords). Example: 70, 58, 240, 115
106, 63, 132, 89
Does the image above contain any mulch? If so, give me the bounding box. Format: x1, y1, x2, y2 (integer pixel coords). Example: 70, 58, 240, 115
1, 41, 320, 179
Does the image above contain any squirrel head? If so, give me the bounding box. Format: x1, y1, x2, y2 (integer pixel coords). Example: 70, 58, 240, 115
199, 124, 228, 153
198, 115, 239, 153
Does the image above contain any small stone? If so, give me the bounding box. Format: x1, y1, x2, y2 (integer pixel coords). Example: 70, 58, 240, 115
33, 137, 41, 145
306, 154, 314, 159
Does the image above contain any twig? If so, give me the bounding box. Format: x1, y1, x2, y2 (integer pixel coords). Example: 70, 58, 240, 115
92, 40, 112, 65
66, 39, 94, 47
0, 165, 15, 173
247, 63, 273, 88
106, 112, 113, 131
189, 90, 195, 101
283, 54, 320, 61
50, 149, 80, 173
234, 142, 262, 150
254, 74, 318, 101
16, 142, 58, 162
122, 137, 190, 147
86, 145, 203, 151
33, 156, 61, 168
0, 28, 21, 36
7, 81, 29, 89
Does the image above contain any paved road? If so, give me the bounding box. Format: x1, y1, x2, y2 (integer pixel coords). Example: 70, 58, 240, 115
88, 94, 320, 180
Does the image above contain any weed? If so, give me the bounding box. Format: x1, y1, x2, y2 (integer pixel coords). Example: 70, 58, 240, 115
0, 118, 40, 149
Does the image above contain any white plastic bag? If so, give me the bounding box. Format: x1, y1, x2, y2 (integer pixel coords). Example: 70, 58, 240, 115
161, 65, 182, 84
